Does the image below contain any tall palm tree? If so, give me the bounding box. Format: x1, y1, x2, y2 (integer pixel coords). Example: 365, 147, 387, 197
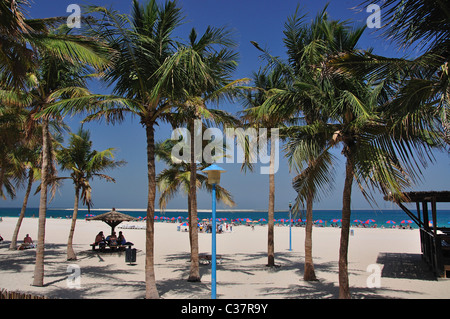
253, 6, 436, 298
240, 66, 286, 267
1, 25, 110, 286
9, 125, 42, 250
57, 127, 125, 260
158, 26, 241, 282
48, 0, 184, 298
281, 6, 366, 281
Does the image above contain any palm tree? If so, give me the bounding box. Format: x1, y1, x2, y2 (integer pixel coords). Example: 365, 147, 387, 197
49, 0, 184, 298
281, 6, 366, 281
158, 26, 241, 282
0, 0, 110, 88
240, 66, 287, 267
0, 104, 26, 200
253, 6, 435, 298
1, 23, 110, 286
156, 128, 235, 282
334, 0, 450, 146
57, 127, 125, 260
9, 128, 42, 251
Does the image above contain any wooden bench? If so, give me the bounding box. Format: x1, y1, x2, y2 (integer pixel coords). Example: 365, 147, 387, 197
90, 243, 133, 251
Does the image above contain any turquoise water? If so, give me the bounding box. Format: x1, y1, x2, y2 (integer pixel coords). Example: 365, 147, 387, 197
2, 207, 450, 228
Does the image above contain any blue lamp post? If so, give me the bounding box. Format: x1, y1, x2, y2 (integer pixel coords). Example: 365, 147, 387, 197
289, 201, 292, 251
202, 163, 226, 299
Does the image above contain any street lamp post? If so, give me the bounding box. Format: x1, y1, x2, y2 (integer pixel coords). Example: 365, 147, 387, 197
289, 201, 292, 251
202, 164, 226, 299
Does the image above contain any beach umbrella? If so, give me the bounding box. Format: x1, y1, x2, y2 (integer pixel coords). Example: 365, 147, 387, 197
331, 219, 341, 223
180, 222, 189, 227
259, 218, 267, 222
314, 219, 324, 224
400, 220, 413, 224
366, 219, 376, 223
86, 208, 138, 234
353, 219, 363, 223
386, 220, 396, 224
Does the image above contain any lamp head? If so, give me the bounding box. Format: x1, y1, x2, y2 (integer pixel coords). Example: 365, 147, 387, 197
202, 164, 226, 185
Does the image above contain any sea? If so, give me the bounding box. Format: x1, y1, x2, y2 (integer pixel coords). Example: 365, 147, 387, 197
1, 207, 450, 228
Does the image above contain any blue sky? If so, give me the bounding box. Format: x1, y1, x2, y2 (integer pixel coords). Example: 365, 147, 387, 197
3, 0, 449, 211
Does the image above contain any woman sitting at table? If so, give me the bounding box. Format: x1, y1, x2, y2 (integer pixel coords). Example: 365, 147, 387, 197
118, 231, 133, 246
94, 231, 106, 248
106, 232, 118, 247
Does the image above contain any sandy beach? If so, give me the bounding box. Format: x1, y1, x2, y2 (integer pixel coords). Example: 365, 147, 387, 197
0, 217, 448, 299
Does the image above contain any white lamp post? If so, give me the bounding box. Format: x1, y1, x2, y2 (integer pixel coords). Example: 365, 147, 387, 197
202, 163, 226, 299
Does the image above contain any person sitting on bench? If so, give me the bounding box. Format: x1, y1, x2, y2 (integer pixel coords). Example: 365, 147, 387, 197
94, 231, 106, 249
118, 231, 133, 246
106, 232, 118, 247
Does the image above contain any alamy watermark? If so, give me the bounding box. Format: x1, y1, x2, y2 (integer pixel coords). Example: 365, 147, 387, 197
66, 3, 382, 30
366, 264, 382, 288
67, 4, 81, 28
170, 120, 279, 174
366, 3, 381, 29
67, 264, 81, 289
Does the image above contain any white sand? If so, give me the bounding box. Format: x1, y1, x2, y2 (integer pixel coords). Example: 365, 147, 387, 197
0, 217, 448, 299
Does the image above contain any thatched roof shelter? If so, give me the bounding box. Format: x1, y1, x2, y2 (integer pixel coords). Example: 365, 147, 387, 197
86, 208, 138, 234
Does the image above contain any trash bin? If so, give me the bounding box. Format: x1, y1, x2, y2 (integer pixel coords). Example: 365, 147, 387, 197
125, 247, 136, 264
177, 225, 180, 231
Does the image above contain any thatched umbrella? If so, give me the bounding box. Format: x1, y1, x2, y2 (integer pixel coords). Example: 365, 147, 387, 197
86, 208, 138, 234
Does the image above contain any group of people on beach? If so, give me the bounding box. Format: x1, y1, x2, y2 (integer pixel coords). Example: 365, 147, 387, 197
94, 231, 132, 247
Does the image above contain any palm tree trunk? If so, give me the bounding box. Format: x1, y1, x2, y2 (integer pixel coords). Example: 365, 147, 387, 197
0, 161, 5, 195
10, 168, 33, 250
67, 186, 80, 260
304, 188, 317, 281
187, 194, 192, 248
267, 140, 275, 267
32, 117, 50, 287
339, 152, 354, 299
145, 122, 160, 299
188, 119, 200, 282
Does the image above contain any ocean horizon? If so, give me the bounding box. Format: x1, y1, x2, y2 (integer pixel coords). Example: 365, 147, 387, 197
2, 207, 450, 228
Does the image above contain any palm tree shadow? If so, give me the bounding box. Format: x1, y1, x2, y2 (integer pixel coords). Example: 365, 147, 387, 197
376, 252, 436, 281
